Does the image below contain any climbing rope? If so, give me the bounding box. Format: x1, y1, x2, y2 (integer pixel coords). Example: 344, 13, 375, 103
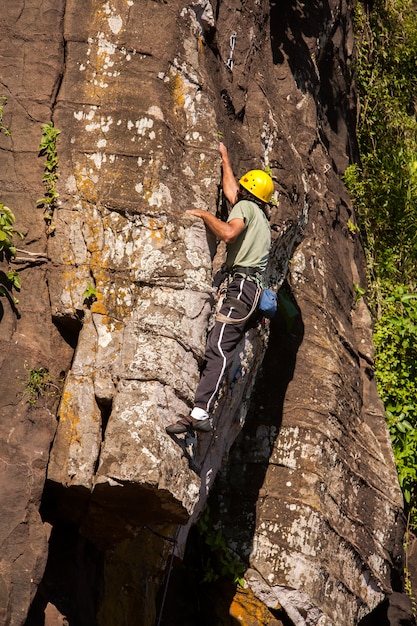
156, 525, 180, 626
215, 283, 262, 325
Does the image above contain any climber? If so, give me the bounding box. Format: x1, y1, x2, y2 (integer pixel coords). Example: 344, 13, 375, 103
166, 142, 274, 435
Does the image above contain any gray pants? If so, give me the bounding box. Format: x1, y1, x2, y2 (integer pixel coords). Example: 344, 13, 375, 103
193, 277, 261, 415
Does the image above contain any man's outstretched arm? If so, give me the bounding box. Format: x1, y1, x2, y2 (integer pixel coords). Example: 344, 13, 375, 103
219, 142, 239, 205
186, 209, 245, 245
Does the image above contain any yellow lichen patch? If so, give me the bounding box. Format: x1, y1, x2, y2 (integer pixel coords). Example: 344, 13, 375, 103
229, 586, 282, 625
73, 162, 100, 202
170, 70, 186, 109
148, 217, 165, 243
98, 314, 124, 334
142, 176, 154, 202
89, 267, 135, 319
57, 273, 91, 312
90, 295, 106, 316
141, 173, 162, 204
59, 391, 82, 446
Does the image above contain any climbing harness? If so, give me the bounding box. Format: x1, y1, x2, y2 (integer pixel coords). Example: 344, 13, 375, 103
215, 280, 263, 325
214, 265, 278, 324
226, 32, 237, 71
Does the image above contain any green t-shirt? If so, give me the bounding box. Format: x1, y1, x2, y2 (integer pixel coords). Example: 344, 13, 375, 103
226, 199, 271, 272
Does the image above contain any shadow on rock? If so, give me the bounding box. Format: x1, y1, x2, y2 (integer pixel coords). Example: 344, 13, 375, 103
158, 283, 304, 624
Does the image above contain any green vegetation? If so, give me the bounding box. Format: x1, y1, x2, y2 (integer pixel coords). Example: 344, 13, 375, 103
0, 97, 11, 136
83, 282, 98, 307
347, 0, 417, 291
24, 365, 61, 405
374, 288, 417, 505
197, 506, 246, 586
353, 282, 366, 305
37, 122, 61, 235
0, 203, 23, 304
0, 203, 23, 262
346, 0, 417, 535
347, 218, 360, 235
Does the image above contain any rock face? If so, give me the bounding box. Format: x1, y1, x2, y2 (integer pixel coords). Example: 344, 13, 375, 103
0, 1, 411, 625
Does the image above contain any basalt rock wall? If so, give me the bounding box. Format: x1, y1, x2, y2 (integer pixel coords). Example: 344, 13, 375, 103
0, 1, 410, 625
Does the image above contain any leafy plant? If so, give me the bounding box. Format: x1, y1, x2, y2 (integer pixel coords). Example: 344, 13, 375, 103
24, 365, 61, 405
0, 97, 11, 136
349, 0, 417, 293
37, 122, 61, 235
353, 282, 366, 304
0, 203, 23, 261
0, 270, 21, 304
404, 519, 417, 616
347, 218, 360, 235
197, 506, 246, 586
374, 287, 417, 513
0, 203, 23, 304
83, 282, 98, 307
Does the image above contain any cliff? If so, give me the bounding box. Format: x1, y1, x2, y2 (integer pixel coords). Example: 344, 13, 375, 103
0, 1, 412, 625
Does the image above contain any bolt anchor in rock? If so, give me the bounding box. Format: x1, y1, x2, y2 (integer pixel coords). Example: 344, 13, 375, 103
226, 32, 237, 71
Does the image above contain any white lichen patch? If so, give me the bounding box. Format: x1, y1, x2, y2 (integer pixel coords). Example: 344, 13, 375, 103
286, 508, 322, 557
98, 213, 180, 274
96, 320, 114, 349
146, 105, 164, 121
261, 121, 274, 166
147, 182, 172, 207
103, 56, 115, 69
94, 78, 109, 89
108, 14, 123, 34
250, 531, 279, 575
273, 425, 301, 469
74, 107, 98, 122
277, 549, 321, 588
291, 249, 306, 283
97, 33, 117, 58
86, 115, 113, 133
141, 446, 159, 464
65, 174, 78, 194
192, 131, 202, 141
187, 482, 200, 501
182, 165, 194, 177
135, 117, 154, 136
119, 401, 153, 435
116, 288, 132, 308
367, 553, 386, 578
167, 62, 217, 138
87, 152, 106, 169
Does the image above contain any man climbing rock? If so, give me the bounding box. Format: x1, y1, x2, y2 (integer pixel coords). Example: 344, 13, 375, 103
166, 142, 274, 435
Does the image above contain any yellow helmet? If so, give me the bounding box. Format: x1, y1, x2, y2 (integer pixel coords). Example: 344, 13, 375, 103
239, 169, 274, 203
